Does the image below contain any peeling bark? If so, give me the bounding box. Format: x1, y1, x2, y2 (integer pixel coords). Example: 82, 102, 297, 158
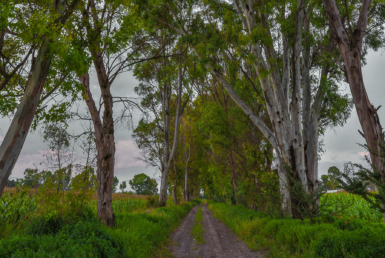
159, 49, 184, 206
80, 72, 115, 226
184, 144, 190, 202
323, 0, 385, 223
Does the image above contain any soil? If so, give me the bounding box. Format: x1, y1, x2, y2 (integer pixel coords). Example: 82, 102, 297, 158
169, 204, 266, 258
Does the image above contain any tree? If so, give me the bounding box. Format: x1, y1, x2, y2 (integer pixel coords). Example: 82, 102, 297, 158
22, 168, 41, 189
322, 0, 385, 222
42, 123, 72, 171
321, 174, 339, 191
113, 176, 119, 193
133, 34, 191, 206
136, 0, 352, 217
0, 0, 82, 197
129, 173, 158, 195
77, 0, 146, 226
119, 181, 127, 193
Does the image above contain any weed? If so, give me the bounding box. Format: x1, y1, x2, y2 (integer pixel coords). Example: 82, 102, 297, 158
208, 200, 385, 258
191, 205, 205, 245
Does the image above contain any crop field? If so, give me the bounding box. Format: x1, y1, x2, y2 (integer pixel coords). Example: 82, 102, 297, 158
321, 191, 383, 222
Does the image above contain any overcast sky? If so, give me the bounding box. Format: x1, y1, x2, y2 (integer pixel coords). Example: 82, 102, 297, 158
1, 50, 385, 191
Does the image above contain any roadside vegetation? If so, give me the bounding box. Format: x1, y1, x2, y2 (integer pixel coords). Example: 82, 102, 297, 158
208, 192, 385, 258
2, 0, 385, 257
0, 186, 200, 258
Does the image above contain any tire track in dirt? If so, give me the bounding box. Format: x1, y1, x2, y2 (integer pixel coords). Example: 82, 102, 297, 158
169, 205, 199, 257
169, 204, 265, 258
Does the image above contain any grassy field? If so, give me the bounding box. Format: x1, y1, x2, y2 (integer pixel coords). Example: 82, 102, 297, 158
0, 187, 200, 258
208, 192, 385, 258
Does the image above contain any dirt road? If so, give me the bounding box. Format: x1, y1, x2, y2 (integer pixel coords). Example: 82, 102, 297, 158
169, 204, 265, 258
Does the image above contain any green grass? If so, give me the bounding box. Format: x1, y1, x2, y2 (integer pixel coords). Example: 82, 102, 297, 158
208, 200, 385, 258
0, 188, 201, 258
112, 197, 147, 213
113, 202, 197, 257
191, 205, 205, 245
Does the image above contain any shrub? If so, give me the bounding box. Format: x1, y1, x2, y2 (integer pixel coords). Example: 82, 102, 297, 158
315, 228, 385, 258
208, 200, 385, 258
0, 221, 124, 258
26, 211, 66, 236
0, 188, 36, 236
145, 195, 159, 208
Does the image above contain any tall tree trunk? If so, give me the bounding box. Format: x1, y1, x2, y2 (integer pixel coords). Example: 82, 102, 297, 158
0, 0, 75, 196
183, 171, 188, 202
183, 144, 190, 202
159, 50, 183, 207
80, 72, 115, 227
159, 163, 170, 206
229, 151, 238, 205
173, 177, 178, 205
323, 0, 385, 223
173, 161, 178, 204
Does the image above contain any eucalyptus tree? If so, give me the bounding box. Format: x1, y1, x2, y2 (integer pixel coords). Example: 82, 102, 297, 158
77, 0, 146, 225
133, 34, 191, 206
0, 0, 82, 197
135, 0, 352, 217
322, 0, 385, 222
42, 123, 72, 172
0, 1, 34, 92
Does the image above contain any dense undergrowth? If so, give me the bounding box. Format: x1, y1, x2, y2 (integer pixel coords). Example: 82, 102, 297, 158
0, 187, 200, 258
208, 194, 385, 258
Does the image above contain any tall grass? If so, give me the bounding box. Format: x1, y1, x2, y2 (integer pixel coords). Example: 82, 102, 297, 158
112, 198, 147, 213
208, 198, 385, 258
0, 187, 200, 257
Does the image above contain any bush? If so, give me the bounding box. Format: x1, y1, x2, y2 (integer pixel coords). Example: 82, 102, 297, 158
315, 228, 385, 258
0, 221, 124, 258
145, 195, 159, 208
26, 212, 66, 236
208, 201, 385, 258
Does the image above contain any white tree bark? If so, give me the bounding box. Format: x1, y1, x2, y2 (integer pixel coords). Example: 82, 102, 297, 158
159, 51, 184, 206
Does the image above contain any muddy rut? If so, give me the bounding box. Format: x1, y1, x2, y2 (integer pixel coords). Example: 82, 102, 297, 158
169, 204, 265, 258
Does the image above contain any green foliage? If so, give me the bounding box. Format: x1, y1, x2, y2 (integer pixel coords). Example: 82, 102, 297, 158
129, 173, 158, 195
26, 211, 66, 236
0, 220, 124, 258
21, 168, 42, 188
0, 187, 199, 258
145, 195, 160, 208
112, 198, 147, 213
113, 202, 195, 257
320, 192, 383, 222
208, 200, 385, 258
0, 189, 36, 236
191, 205, 205, 244
66, 166, 97, 217
314, 228, 385, 258
119, 181, 127, 192
113, 176, 119, 193
321, 174, 340, 190
329, 154, 385, 215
